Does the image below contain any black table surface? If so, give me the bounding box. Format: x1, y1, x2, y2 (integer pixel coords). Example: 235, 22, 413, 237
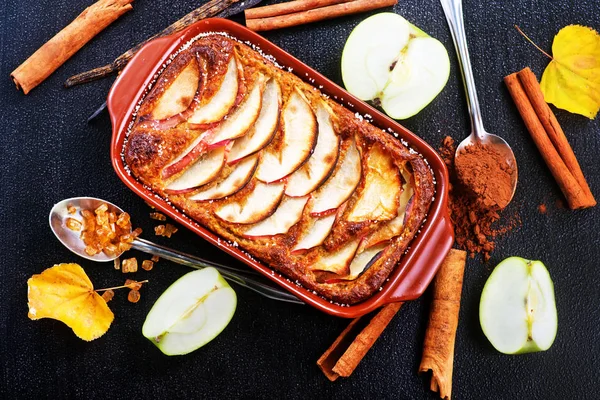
1, 0, 599, 398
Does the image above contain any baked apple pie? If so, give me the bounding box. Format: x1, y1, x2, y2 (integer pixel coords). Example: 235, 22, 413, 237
124, 34, 435, 304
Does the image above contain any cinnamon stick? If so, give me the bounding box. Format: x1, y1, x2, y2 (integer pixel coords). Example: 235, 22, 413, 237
11, 0, 134, 94
419, 249, 467, 400
504, 70, 596, 209
64, 0, 242, 87
245, 0, 398, 32
516, 68, 596, 206
245, 0, 352, 19
317, 302, 402, 381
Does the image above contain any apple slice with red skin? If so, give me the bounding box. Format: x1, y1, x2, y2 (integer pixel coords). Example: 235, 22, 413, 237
161, 129, 220, 180
242, 195, 309, 237
189, 154, 259, 201
334, 244, 387, 282
320, 244, 386, 283
208, 75, 266, 146
310, 139, 362, 216
164, 145, 226, 194
215, 181, 285, 224
228, 79, 282, 164
255, 90, 318, 183
152, 59, 201, 121
188, 56, 239, 126
309, 239, 360, 275
285, 102, 340, 197
347, 143, 401, 222
359, 167, 415, 251
291, 213, 337, 253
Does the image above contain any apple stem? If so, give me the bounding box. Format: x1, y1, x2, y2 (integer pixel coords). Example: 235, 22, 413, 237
96, 280, 149, 292
515, 25, 553, 60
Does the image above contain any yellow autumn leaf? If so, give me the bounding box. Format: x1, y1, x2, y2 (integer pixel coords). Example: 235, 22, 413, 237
27, 263, 114, 341
540, 25, 600, 119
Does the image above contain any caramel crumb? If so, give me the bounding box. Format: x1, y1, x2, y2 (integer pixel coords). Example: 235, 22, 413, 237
128, 290, 141, 303
142, 260, 154, 271
101, 289, 115, 303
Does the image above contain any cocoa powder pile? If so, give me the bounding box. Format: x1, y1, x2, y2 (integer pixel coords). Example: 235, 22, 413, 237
440, 137, 518, 261
454, 143, 514, 210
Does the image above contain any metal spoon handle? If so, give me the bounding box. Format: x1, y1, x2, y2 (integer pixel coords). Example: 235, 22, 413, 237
131, 238, 303, 305
440, 0, 485, 137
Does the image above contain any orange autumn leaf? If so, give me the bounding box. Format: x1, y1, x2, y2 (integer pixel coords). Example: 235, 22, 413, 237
27, 263, 114, 341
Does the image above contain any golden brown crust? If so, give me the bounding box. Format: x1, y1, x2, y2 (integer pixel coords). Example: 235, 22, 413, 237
124, 34, 435, 304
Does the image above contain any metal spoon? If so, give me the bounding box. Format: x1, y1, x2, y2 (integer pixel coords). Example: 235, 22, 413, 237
440, 0, 518, 207
50, 197, 303, 305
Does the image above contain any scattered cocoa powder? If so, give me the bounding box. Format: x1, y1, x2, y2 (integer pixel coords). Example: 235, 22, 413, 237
440, 137, 518, 261
454, 142, 514, 210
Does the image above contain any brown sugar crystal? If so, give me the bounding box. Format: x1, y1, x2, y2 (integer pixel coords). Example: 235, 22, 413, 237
440, 137, 518, 261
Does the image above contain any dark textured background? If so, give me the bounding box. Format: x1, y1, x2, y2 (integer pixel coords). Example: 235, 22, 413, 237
1, 0, 599, 398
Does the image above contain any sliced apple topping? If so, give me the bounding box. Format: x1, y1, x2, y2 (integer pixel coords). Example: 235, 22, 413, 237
347, 143, 401, 222
188, 56, 239, 126
208, 75, 266, 146
309, 239, 360, 275
360, 166, 414, 250
242, 196, 309, 238
310, 139, 362, 216
152, 59, 200, 121
162, 130, 217, 179
164, 146, 226, 194
255, 90, 317, 183
189, 154, 258, 201
228, 79, 282, 163
215, 181, 285, 224
347, 244, 386, 279
285, 102, 340, 197
292, 213, 336, 253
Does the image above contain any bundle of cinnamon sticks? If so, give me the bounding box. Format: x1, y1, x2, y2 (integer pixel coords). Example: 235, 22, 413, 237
504, 68, 596, 209
245, 0, 397, 31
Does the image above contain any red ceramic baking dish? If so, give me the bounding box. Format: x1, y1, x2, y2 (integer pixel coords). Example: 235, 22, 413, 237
107, 18, 453, 318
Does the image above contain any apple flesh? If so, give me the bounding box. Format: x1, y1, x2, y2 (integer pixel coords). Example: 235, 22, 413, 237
480, 257, 558, 354
242, 195, 309, 237
310, 139, 362, 216
291, 213, 336, 253
189, 154, 258, 201
285, 102, 340, 197
142, 267, 237, 356
309, 239, 360, 275
215, 181, 285, 224
255, 90, 317, 183
208, 75, 266, 146
151, 59, 200, 121
228, 79, 281, 164
341, 13, 450, 119
164, 146, 226, 193
188, 56, 239, 126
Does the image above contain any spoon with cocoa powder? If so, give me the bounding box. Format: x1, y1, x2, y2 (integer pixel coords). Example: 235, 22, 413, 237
441, 0, 517, 209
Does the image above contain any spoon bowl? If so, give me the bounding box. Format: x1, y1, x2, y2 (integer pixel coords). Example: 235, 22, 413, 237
50, 197, 123, 262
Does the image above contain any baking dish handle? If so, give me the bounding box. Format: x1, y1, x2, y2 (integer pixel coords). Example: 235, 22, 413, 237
107, 35, 179, 134
387, 212, 454, 302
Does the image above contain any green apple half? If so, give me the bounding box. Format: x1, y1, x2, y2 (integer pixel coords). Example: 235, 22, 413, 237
142, 267, 237, 356
341, 13, 450, 119
480, 257, 558, 354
